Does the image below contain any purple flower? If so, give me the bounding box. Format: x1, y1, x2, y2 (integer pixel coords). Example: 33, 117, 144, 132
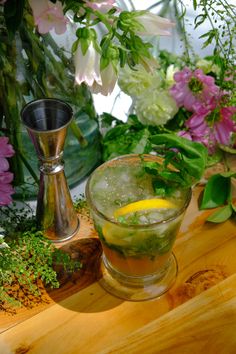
170, 67, 220, 112
0, 137, 15, 206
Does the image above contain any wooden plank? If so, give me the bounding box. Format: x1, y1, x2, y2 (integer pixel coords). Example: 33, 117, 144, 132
102, 274, 236, 354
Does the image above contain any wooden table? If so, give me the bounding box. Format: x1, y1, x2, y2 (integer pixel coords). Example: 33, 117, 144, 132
1, 186, 236, 354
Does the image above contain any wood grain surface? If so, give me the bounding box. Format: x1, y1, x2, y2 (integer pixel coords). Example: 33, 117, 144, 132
0, 185, 236, 354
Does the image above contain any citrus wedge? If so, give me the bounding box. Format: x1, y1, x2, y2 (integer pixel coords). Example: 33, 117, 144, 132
114, 198, 176, 218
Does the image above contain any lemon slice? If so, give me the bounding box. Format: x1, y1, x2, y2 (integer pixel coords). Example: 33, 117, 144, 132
114, 198, 176, 218
102, 198, 176, 245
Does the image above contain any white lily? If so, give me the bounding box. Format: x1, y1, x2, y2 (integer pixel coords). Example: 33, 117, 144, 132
74, 42, 102, 87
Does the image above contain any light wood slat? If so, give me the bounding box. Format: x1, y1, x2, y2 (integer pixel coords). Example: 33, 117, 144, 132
101, 274, 236, 354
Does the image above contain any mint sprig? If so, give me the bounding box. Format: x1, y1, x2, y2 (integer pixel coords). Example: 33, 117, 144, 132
150, 133, 208, 188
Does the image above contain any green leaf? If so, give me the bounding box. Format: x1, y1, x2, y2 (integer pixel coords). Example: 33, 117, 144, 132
194, 14, 207, 28
200, 174, 231, 209
80, 38, 90, 56
150, 133, 208, 186
193, 0, 198, 10
103, 127, 151, 161
207, 204, 233, 223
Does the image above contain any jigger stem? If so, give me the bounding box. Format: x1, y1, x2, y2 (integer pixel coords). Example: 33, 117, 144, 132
21, 98, 79, 242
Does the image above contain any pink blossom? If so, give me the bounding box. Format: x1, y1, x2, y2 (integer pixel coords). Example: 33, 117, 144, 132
213, 107, 236, 146
177, 130, 192, 141
85, 0, 116, 12
185, 109, 214, 150
182, 104, 236, 154
170, 67, 220, 112
0, 137, 15, 206
0, 172, 14, 206
0, 137, 15, 172
29, 0, 68, 35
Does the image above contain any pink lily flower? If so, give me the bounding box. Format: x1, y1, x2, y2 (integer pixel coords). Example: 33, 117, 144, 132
29, 0, 68, 35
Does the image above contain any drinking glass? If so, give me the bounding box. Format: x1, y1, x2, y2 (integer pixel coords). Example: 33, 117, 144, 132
86, 154, 191, 301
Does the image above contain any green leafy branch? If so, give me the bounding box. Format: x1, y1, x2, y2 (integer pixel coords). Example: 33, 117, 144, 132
193, 0, 236, 89
0, 205, 81, 312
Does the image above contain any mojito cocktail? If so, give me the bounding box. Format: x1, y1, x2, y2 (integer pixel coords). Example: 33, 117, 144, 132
86, 154, 191, 300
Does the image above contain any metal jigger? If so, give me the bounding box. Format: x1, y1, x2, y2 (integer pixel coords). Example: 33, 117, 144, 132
21, 98, 79, 242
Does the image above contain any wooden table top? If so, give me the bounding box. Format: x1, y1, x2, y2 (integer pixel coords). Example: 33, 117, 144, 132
1, 185, 236, 354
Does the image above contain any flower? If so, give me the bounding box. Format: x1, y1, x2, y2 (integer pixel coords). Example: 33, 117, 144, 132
182, 103, 236, 153
213, 107, 236, 146
135, 89, 178, 126
90, 44, 119, 95
0, 172, 15, 206
196, 59, 221, 76
0, 137, 15, 172
165, 65, 179, 88
85, 0, 116, 12
128, 11, 175, 36
170, 67, 220, 112
0, 137, 15, 206
74, 31, 102, 87
118, 64, 162, 98
29, 0, 68, 35
91, 61, 117, 96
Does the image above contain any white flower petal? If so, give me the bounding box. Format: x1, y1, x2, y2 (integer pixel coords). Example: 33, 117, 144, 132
74, 43, 102, 86
135, 12, 175, 36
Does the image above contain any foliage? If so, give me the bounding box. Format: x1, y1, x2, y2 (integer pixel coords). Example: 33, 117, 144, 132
200, 171, 236, 222
0, 205, 81, 311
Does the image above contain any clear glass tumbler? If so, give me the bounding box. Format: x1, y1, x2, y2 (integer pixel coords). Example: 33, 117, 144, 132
86, 154, 191, 301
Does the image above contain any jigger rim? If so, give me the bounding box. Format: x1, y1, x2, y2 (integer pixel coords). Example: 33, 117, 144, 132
21, 98, 73, 133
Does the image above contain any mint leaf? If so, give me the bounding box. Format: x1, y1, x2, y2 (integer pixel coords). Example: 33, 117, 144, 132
150, 134, 208, 187
200, 174, 231, 209
207, 204, 233, 223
